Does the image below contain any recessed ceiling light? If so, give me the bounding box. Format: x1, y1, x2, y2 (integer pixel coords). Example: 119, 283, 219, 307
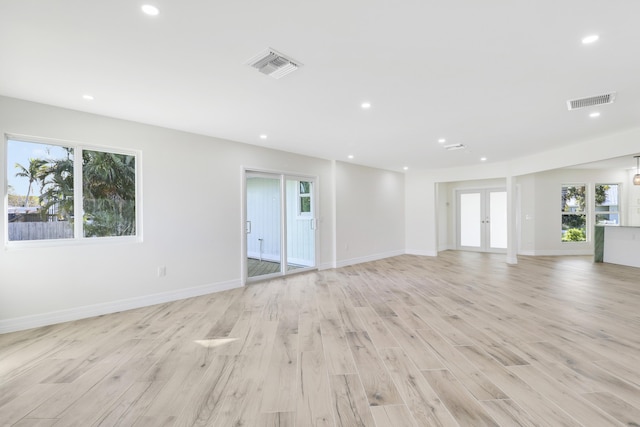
589, 112, 601, 118
141, 4, 159, 16
480, 157, 487, 161
438, 138, 446, 144
347, 155, 354, 159
259, 134, 268, 139
361, 102, 371, 109
82, 94, 94, 101
582, 34, 599, 44
403, 166, 409, 171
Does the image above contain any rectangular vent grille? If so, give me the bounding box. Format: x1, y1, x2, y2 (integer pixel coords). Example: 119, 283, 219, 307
567, 92, 616, 110
444, 143, 465, 151
246, 48, 301, 79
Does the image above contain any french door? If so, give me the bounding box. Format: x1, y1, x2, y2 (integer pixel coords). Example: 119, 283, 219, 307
457, 189, 507, 252
244, 171, 317, 282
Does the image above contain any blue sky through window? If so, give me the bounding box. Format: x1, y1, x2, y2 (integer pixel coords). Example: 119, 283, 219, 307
7, 139, 72, 197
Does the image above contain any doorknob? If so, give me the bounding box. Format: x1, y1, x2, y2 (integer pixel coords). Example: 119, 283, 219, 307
246, 221, 252, 234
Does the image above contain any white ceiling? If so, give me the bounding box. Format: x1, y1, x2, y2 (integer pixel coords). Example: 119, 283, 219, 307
1, 0, 639, 172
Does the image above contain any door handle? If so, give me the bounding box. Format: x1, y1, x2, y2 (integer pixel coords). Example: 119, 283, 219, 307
246, 221, 251, 234
310, 218, 317, 230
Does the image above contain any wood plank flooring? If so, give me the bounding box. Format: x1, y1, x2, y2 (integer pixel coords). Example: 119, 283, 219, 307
1, 251, 640, 426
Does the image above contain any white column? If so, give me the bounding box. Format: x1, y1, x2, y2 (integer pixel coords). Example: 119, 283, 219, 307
506, 175, 518, 264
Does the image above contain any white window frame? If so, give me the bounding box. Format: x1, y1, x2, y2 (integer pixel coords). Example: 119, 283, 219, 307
594, 183, 620, 226
561, 183, 588, 243
5, 134, 142, 247
297, 180, 312, 218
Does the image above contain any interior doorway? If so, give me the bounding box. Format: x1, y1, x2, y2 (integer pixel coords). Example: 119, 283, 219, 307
244, 171, 317, 282
457, 188, 507, 252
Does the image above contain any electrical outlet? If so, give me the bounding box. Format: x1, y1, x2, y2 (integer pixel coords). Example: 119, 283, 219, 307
158, 266, 166, 277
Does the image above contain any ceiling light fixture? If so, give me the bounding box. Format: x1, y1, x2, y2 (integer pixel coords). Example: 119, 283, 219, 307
403, 166, 409, 171
82, 94, 94, 101
438, 138, 446, 144
361, 102, 371, 109
582, 34, 599, 44
589, 112, 600, 118
634, 156, 640, 185
259, 134, 268, 139
347, 155, 354, 159
141, 4, 159, 16
480, 157, 487, 162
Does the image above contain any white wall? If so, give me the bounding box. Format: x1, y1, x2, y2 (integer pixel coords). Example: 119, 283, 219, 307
335, 161, 405, 266
405, 172, 436, 256
0, 96, 340, 331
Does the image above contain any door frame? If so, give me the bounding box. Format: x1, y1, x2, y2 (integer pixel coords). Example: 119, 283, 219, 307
456, 187, 507, 253
241, 167, 319, 284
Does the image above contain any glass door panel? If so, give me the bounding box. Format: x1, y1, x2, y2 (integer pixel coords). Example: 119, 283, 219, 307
460, 193, 482, 248
285, 179, 316, 271
246, 175, 282, 278
489, 191, 507, 249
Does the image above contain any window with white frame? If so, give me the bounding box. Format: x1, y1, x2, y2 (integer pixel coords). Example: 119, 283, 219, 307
6, 137, 138, 242
561, 184, 587, 242
298, 181, 312, 216
595, 184, 619, 225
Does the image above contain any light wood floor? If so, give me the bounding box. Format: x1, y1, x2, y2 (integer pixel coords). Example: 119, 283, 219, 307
1, 251, 640, 426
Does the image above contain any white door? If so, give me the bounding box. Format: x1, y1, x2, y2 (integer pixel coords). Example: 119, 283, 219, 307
244, 171, 317, 282
458, 189, 507, 252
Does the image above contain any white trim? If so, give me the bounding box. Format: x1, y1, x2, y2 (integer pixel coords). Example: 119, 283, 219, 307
336, 249, 405, 268
318, 261, 335, 270
0, 279, 242, 334
406, 249, 438, 257
518, 249, 593, 256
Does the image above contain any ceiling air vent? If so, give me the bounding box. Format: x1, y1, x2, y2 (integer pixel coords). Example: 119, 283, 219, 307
566, 92, 616, 110
246, 48, 301, 79
444, 143, 465, 151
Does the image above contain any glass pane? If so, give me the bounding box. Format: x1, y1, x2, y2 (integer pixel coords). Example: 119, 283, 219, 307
595, 184, 618, 207
460, 193, 481, 247
7, 139, 74, 241
562, 214, 586, 241
489, 191, 507, 249
82, 150, 136, 237
299, 181, 310, 194
247, 176, 281, 278
287, 179, 315, 270
562, 185, 586, 213
300, 196, 311, 213
596, 213, 619, 225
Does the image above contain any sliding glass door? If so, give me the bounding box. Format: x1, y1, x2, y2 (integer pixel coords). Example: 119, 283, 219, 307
245, 171, 316, 281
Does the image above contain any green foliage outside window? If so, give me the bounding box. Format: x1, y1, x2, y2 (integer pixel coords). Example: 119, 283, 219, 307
562, 228, 586, 242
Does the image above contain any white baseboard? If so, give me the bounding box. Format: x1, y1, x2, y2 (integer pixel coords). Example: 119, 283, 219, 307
317, 262, 335, 270
405, 249, 438, 257
0, 279, 243, 334
519, 249, 593, 256
336, 250, 405, 268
